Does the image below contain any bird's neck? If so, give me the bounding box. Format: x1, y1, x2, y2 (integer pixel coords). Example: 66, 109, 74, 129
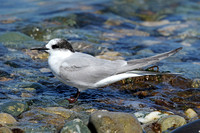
48, 50, 73, 75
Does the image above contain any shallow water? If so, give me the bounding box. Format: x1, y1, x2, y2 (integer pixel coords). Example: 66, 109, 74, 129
0, 0, 200, 125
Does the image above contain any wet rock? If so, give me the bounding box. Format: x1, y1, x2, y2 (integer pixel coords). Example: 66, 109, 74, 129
0, 32, 37, 49
158, 23, 188, 36
171, 119, 200, 133
185, 108, 198, 119
0, 101, 28, 117
18, 82, 46, 90
114, 29, 150, 37
20, 123, 57, 133
41, 107, 74, 119
0, 32, 33, 43
134, 111, 169, 124
157, 115, 186, 132
0, 113, 17, 124
96, 51, 124, 60
21, 92, 33, 98
61, 119, 91, 133
136, 49, 154, 57
191, 78, 200, 88
89, 111, 142, 133
20, 107, 75, 131
0, 127, 13, 133
25, 49, 49, 60
141, 20, 170, 27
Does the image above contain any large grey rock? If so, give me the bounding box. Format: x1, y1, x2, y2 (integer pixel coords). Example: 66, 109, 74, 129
89, 111, 143, 133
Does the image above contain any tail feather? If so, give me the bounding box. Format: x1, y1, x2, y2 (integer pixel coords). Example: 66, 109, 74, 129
117, 47, 182, 74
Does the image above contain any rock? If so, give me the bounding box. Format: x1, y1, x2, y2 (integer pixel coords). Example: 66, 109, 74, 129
21, 123, 57, 133
21, 92, 33, 98
0, 101, 28, 117
96, 51, 124, 60
114, 29, 150, 37
134, 111, 169, 124
157, 115, 186, 132
89, 111, 143, 133
25, 49, 49, 60
41, 107, 74, 119
0, 32, 32, 42
158, 23, 188, 36
0, 127, 13, 133
171, 119, 200, 133
185, 108, 198, 119
0, 113, 17, 124
61, 119, 91, 133
20, 107, 75, 131
136, 49, 154, 57
0, 32, 36, 49
141, 20, 170, 27
191, 78, 200, 88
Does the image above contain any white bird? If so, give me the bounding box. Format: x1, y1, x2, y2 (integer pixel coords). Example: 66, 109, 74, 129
31, 38, 182, 103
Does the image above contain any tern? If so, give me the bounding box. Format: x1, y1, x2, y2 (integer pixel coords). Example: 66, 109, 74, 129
31, 38, 182, 103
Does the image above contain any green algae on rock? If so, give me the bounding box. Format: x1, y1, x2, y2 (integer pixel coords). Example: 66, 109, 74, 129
0, 101, 28, 117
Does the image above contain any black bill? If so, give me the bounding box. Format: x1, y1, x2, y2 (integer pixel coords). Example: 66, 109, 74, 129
31, 47, 49, 50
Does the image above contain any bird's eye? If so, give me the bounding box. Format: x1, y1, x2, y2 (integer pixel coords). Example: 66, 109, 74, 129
52, 45, 59, 49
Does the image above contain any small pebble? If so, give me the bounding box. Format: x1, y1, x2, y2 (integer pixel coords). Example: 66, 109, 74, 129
185, 108, 198, 119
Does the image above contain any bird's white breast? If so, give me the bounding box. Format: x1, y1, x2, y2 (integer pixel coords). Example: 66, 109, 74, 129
48, 50, 72, 75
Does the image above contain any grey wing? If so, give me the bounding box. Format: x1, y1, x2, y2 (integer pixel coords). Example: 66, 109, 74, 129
59, 52, 126, 88
117, 47, 182, 73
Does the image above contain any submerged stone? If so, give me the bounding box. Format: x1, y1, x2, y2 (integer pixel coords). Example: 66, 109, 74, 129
0, 32, 33, 43
89, 111, 143, 133
20, 107, 75, 131
0, 32, 40, 49
0, 101, 28, 117
61, 119, 91, 133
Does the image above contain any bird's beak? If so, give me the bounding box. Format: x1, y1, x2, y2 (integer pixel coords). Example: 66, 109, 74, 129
31, 47, 49, 51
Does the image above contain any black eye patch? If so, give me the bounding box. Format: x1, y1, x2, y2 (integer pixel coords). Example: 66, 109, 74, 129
52, 45, 59, 49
